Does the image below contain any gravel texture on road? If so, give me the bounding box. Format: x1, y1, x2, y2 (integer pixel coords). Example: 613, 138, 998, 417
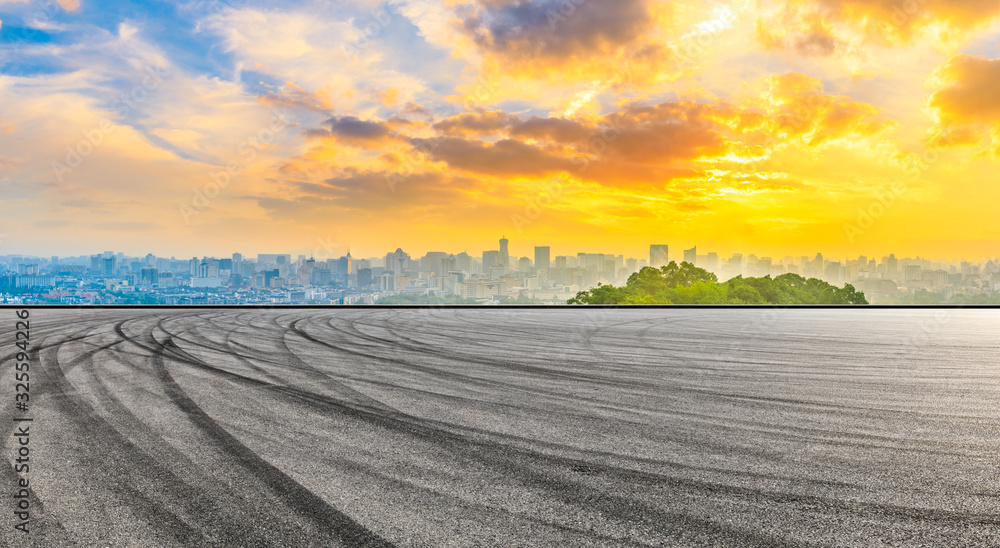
2, 308, 999, 547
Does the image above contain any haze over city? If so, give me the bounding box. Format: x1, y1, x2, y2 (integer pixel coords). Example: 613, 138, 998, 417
4, 237, 999, 304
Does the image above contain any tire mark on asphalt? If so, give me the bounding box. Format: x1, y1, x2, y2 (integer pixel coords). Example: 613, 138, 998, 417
140, 329, 395, 548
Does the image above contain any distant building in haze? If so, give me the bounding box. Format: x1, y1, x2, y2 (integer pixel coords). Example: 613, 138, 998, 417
499, 236, 509, 270
684, 246, 696, 265
482, 250, 501, 275
650, 245, 669, 268
534, 246, 550, 272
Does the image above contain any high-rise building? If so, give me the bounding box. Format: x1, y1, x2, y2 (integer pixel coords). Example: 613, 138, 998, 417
650, 245, 669, 268
482, 250, 501, 272
499, 236, 509, 270
683, 246, 696, 265
886, 254, 898, 278
311, 268, 332, 286
455, 252, 472, 274
357, 268, 373, 288
422, 252, 449, 276
534, 246, 550, 272
728, 253, 744, 273
139, 267, 159, 286
386, 248, 410, 274
705, 252, 719, 272
257, 269, 279, 288
336, 253, 353, 278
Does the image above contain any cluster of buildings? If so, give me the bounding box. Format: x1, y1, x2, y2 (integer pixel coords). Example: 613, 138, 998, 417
1, 240, 998, 304
674, 248, 1000, 302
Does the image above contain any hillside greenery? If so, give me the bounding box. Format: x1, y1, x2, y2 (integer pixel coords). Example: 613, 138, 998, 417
567, 262, 868, 305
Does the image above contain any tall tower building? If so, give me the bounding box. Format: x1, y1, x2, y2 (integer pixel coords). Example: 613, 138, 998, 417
534, 246, 550, 272
499, 235, 510, 270
385, 248, 410, 274
650, 245, 669, 268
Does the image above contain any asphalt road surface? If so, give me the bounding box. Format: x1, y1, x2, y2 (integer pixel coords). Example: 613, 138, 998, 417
2, 308, 1000, 547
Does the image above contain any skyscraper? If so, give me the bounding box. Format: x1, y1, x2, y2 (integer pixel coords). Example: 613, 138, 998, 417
385, 248, 410, 274
684, 246, 696, 265
534, 246, 550, 271
499, 235, 509, 270
482, 250, 501, 273
357, 268, 373, 287
231, 253, 243, 279
139, 267, 158, 286
650, 245, 669, 268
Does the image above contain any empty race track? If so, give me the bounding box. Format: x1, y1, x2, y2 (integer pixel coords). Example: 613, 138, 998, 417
3, 308, 1000, 546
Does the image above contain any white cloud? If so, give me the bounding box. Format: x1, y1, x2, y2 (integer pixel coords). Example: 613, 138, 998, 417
202, 6, 428, 113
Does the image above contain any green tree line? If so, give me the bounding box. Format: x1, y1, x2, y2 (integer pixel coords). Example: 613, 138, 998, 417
568, 262, 868, 304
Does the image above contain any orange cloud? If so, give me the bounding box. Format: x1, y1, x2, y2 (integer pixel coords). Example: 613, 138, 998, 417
410, 136, 576, 177
760, 73, 895, 146
930, 55, 1000, 125
370, 75, 891, 192
756, 0, 1000, 53
368, 88, 400, 106
258, 82, 334, 113
257, 70, 902, 247
433, 110, 518, 136
928, 55, 1000, 156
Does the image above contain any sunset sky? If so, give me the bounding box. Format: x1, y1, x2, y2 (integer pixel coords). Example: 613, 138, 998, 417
1, 0, 999, 260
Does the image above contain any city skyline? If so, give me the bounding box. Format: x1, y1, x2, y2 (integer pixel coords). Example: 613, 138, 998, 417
6, 240, 1000, 266
7, 244, 1000, 266
2, 1, 1000, 258
5, 235, 999, 306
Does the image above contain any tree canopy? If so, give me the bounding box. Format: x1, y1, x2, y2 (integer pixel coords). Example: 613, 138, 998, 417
568, 262, 868, 305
